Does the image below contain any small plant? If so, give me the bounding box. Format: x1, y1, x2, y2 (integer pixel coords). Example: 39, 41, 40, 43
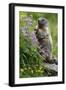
19, 32, 45, 77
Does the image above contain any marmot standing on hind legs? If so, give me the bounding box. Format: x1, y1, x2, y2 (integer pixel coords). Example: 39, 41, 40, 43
35, 17, 58, 65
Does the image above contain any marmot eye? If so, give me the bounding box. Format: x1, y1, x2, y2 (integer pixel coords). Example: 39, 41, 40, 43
42, 19, 45, 21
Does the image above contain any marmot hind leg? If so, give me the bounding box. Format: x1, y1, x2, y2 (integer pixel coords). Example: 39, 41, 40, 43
44, 56, 58, 65
39, 50, 58, 65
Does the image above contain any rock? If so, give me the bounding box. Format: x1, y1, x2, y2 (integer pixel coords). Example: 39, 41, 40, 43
43, 62, 58, 72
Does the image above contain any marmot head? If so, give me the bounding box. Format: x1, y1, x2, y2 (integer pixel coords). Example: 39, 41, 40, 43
38, 17, 48, 29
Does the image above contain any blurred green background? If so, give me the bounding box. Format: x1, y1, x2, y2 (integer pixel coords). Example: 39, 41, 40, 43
19, 11, 58, 78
